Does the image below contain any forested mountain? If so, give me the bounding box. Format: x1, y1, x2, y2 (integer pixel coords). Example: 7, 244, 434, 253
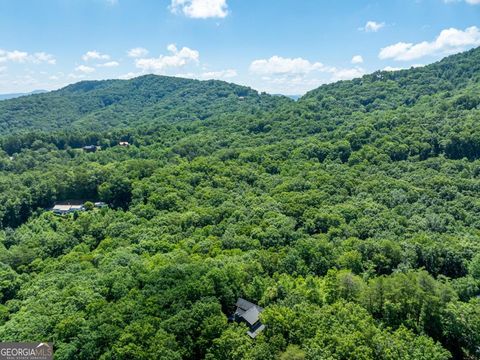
0, 48, 479, 360
0, 75, 290, 134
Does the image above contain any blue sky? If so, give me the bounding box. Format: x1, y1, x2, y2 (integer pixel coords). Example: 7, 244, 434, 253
0, 0, 479, 94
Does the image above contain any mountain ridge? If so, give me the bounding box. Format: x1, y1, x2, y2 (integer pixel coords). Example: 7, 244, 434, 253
0, 75, 291, 135
1, 47, 478, 138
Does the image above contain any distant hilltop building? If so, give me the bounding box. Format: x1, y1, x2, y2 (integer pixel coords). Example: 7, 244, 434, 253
94, 202, 108, 208
233, 298, 265, 338
51, 201, 107, 215
52, 203, 85, 215
119, 141, 130, 147
82, 145, 98, 153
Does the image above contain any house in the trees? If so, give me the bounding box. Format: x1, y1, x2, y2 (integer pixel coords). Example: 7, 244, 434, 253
83, 145, 98, 153
119, 141, 130, 147
52, 203, 85, 215
233, 298, 265, 338
94, 202, 108, 208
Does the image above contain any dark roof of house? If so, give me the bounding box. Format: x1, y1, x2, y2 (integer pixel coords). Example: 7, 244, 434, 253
235, 298, 264, 326
236, 298, 257, 311
241, 306, 262, 326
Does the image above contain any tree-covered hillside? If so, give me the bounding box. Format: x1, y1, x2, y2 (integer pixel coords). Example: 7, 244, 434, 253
0, 48, 480, 360
0, 75, 290, 134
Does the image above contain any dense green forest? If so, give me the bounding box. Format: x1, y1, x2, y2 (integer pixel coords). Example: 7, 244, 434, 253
0, 47, 480, 360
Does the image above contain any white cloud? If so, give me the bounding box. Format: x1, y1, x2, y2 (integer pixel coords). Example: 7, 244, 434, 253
0, 49, 56, 64
135, 44, 199, 73
4, 50, 29, 62
170, 0, 228, 19
379, 26, 480, 61
127, 47, 149, 58
97, 61, 120, 67
351, 55, 364, 64
0, 50, 28, 63
33, 52, 56, 65
248, 55, 366, 94
75, 65, 96, 74
82, 51, 110, 62
176, 69, 237, 80
383, 66, 404, 72
249, 56, 328, 75
249, 56, 365, 79
382, 64, 424, 72
0, 66, 6, 73
331, 67, 365, 81
119, 72, 142, 80
199, 69, 237, 79
360, 21, 385, 32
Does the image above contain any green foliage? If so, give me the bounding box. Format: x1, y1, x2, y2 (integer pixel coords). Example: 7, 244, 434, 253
0, 48, 480, 359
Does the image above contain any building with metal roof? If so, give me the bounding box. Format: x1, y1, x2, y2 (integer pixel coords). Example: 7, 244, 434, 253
233, 298, 265, 338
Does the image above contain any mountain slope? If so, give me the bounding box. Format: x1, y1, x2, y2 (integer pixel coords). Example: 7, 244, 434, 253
0, 75, 291, 134
300, 46, 480, 114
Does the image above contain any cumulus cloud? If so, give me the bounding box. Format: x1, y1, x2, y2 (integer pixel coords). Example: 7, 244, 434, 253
119, 72, 142, 80
379, 26, 480, 61
135, 44, 199, 73
351, 55, 364, 64
75, 65, 96, 74
249, 55, 365, 80
360, 21, 385, 32
0, 49, 56, 64
1, 50, 29, 63
249, 56, 328, 75
127, 47, 149, 58
383, 66, 404, 72
82, 51, 110, 62
97, 61, 120, 67
199, 69, 237, 79
170, 0, 228, 19
249, 55, 365, 94
176, 69, 237, 80
33, 52, 56, 65
331, 67, 365, 81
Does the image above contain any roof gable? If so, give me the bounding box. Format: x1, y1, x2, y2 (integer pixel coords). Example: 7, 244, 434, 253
235, 298, 256, 311
242, 306, 261, 325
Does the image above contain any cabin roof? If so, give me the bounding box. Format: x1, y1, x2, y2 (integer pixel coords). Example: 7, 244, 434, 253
53, 204, 72, 211
236, 298, 262, 312
241, 306, 261, 326
235, 298, 263, 325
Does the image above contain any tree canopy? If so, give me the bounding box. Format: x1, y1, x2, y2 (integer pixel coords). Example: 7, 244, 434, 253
0, 47, 480, 359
